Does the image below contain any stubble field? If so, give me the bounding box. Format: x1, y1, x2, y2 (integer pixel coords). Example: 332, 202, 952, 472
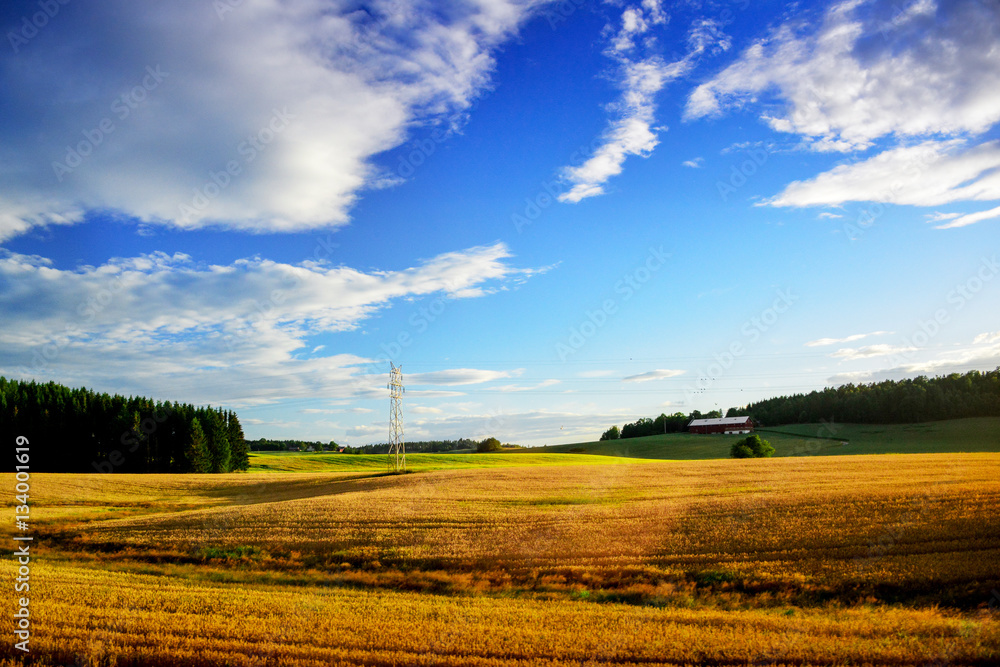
3, 452, 999, 665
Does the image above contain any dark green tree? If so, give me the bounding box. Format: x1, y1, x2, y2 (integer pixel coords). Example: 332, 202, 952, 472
476, 437, 503, 453
730, 434, 775, 459
227, 411, 249, 471
203, 409, 231, 473
185, 418, 212, 473
600, 425, 621, 441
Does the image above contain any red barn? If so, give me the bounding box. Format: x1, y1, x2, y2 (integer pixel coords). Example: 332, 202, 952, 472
688, 416, 753, 434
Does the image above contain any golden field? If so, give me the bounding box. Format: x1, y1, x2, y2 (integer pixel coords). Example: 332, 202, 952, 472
3, 453, 1000, 665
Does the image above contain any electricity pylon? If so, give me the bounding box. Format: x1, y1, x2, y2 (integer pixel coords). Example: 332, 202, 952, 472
387, 362, 405, 473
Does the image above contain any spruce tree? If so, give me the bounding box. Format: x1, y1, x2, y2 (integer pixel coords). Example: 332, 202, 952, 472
227, 411, 249, 471
185, 418, 211, 473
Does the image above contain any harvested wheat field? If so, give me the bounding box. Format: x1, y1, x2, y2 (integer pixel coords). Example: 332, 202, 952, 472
3, 453, 999, 665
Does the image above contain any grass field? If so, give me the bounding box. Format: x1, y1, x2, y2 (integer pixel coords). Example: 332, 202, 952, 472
3, 452, 999, 665
531, 416, 1000, 460
249, 451, 646, 473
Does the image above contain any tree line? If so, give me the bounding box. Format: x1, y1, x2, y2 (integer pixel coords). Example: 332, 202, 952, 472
340, 438, 521, 454
729, 369, 1000, 425
601, 410, 724, 441
249, 439, 338, 452
1, 377, 248, 473
600, 369, 1000, 440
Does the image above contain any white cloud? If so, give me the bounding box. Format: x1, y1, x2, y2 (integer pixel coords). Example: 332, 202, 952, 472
766, 140, 1000, 210
685, 0, 1000, 150
407, 368, 518, 386
682, 157, 704, 168
830, 344, 918, 360
557, 8, 727, 203
622, 368, 686, 382
805, 331, 892, 347
0, 242, 540, 405
0, 0, 549, 241
926, 212, 962, 222
933, 204, 1000, 230
974, 332, 1000, 345
387, 407, 638, 446
492, 379, 560, 392
816, 212, 842, 219
559, 57, 684, 203
828, 341, 1000, 385
685, 0, 1000, 226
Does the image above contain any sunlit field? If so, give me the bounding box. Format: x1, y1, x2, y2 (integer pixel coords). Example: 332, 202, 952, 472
535, 416, 1000, 459
4, 453, 999, 665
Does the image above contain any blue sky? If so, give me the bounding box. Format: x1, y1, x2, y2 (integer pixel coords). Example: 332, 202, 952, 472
2, 0, 998, 445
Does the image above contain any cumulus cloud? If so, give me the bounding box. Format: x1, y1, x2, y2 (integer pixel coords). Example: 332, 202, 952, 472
685, 0, 1000, 226
0, 242, 541, 404
622, 368, 686, 382
0, 0, 548, 241
805, 331, 892, 347
685, 0, 1000, 150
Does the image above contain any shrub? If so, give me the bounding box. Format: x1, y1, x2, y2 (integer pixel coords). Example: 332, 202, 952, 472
730, 434, 774, 459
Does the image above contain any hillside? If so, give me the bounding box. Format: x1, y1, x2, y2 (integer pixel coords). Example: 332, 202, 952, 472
532, 416, 1000, 460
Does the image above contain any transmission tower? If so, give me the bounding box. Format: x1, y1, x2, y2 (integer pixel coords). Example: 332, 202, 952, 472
387, 362, 405, 473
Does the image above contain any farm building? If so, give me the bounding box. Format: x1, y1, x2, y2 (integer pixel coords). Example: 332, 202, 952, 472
688, 416, 754, 434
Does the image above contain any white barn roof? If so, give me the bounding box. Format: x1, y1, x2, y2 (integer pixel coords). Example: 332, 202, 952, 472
688, 416, 752, 426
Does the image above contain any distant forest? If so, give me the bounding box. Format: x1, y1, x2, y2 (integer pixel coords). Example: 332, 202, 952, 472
605, 369, 1000, 439
344, 439, 486, 455
252, 438, 521, 454
249, 439, 337, 452
1, 377, 248, 473
612, 409, 724, 440
729, 369, 1000, 425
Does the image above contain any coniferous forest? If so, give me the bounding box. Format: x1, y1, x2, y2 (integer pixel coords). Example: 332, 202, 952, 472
1, 377, 248, 473
730, 369, 1000, 425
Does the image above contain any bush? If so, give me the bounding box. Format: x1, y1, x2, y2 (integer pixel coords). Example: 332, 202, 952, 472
730, 434, 774, 459
600, 425, 621, 441
476, 437, 503, 453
